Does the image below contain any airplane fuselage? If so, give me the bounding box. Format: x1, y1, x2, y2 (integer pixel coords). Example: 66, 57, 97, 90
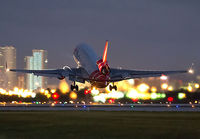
73, 44, 110, 88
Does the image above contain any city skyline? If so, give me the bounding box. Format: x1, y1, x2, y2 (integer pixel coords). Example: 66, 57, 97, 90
0, 1, 199, 72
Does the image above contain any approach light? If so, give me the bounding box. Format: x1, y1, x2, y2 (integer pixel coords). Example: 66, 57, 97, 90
52, 93, 59, 100
167, 97, 174, 102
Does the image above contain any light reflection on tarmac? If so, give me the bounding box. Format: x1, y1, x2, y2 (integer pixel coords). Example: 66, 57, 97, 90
0, 104, 199, 112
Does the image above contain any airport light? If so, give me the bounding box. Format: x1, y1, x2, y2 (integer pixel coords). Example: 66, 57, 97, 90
151, 93, 157, 100
40, 89, 45, 93
128, 79, 134, 85
51, 89, 56, 93
168, 86, 173, 91
151, 86, 157, 93
84, 90, 89, 95
178, 93, 186, 99
187, 86, 193, 92
137, 83, 149, 92
167, 97, 173, 102
93, 93, 107, 103
126, 89, 138, 99
70, 92, 77, 100
52, 93, 59, 100
59, 80, 69, 94
132, 98, 138, 102
161, 83, 168, 90
91, 87, 99, 95
108, 99, 115, 104
107, 91, 124, 99
160, 75, 168, 80
195, 83, 199, 89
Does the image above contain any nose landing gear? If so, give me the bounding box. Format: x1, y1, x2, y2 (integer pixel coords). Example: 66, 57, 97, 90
71, 81, 79, 91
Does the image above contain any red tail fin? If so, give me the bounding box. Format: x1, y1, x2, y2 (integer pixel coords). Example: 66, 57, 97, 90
103, 40, 108, 63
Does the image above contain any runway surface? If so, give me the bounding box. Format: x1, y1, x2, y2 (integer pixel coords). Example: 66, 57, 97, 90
0, 103, 199, 111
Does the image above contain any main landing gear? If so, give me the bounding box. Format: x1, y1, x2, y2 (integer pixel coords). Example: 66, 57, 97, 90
71, 81, 79, 91
109, 83, 117, 91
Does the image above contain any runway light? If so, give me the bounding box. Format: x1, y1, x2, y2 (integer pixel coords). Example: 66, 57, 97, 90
195, 84, 199, 89
168, 86, 173, 91
187, 86, 193, 92
138, 83, 149, 92
161, 83, 168, 90
178, 93, 186, 99
91, 88, 99, 95
51, 89, 56, 93
151, 86, 157, 93
84, 90, 89, 95
108, 99, 115, 104
59, 80, 69, 94
151, 93, 157, 100
40, 89, 45, 93
70, 92, 77, 100
167, 97, 173, 102
128, 79, 134, 85
52, 93, 59, 100
132, 98, 138, 102
107, 91, 124, 99
93, 94, 107, 103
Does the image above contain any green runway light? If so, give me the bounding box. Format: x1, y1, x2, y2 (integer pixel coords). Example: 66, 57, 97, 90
178, 93, 186, 99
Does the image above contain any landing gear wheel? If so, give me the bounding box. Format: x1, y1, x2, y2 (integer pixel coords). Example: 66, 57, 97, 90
114, 85, 117, 91
109, 85, 112, 91
109, 85, 117, 91
71, 85, 74, 91
71, 82, 79, 91
75, 85, 79, 91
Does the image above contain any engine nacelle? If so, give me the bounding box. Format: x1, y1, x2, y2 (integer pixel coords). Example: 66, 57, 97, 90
57, 76, 65, 80
96, 59, 110, 75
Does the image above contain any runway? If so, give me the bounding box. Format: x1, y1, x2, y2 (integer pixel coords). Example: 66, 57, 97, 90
0, 103, 199, 111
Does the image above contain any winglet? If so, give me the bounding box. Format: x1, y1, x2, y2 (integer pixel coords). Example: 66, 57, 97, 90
5, 62, 9, 72
188, 63, 194, 74
103, 40, 109, 63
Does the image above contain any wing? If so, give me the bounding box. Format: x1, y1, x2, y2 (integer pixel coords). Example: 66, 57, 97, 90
109, 68, 188, 82
9, 67, 89, 83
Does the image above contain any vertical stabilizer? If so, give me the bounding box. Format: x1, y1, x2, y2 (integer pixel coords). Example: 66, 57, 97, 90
103, 40, 109, 63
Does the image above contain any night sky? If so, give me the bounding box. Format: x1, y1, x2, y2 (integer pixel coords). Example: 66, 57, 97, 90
0, 0, 199, 73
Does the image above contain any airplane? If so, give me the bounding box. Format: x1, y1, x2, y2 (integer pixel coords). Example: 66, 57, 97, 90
9, 41, 192, 91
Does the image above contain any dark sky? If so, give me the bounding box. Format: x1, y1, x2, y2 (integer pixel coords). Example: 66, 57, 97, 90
0, 0, 200, 72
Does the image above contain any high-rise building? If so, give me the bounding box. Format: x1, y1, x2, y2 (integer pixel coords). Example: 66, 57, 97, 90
25, 50, 48, 90
0, 46, 16, 89
25, 56, 34, 90
18, 74, 25, 89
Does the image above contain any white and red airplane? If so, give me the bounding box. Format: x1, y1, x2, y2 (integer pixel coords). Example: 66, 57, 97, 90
10, 41, 191, 91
